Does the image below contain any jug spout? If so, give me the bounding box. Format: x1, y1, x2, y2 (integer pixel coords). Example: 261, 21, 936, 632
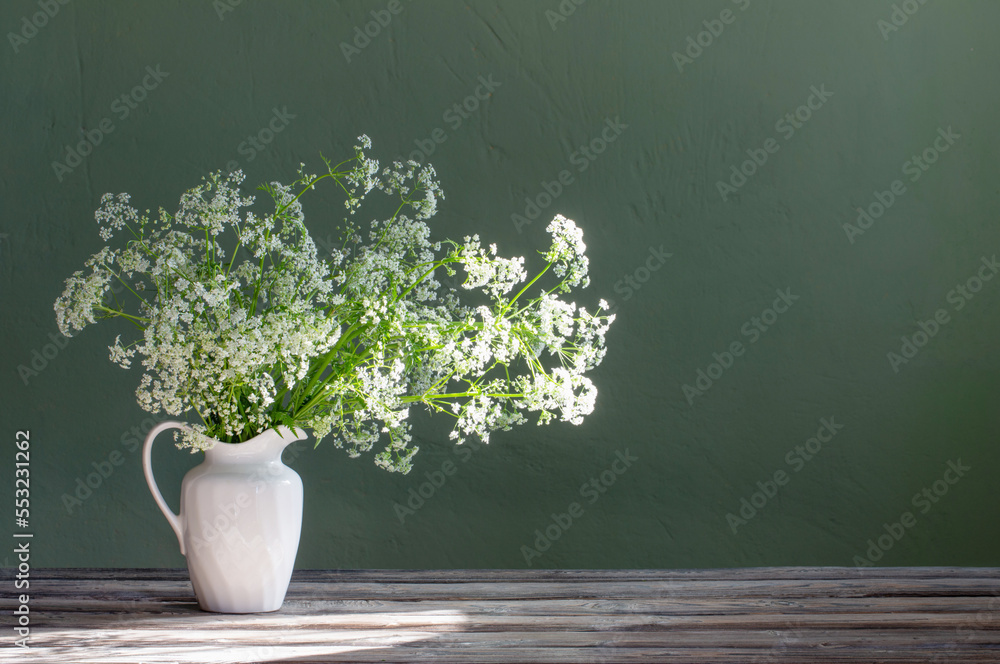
204, 426, 308, 464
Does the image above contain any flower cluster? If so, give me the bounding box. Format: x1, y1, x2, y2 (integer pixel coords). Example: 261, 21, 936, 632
54, 136, 615, 473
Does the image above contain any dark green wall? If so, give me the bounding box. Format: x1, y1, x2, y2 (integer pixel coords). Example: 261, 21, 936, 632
2, 0, 998, 569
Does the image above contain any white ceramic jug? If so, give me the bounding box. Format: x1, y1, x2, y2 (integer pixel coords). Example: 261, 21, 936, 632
142, 422, 305, 613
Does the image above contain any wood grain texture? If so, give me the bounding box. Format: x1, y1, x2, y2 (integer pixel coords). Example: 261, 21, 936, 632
3, 567, 999, 663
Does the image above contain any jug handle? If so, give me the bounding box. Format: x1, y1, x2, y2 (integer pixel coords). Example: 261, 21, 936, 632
142, 421, 189, 556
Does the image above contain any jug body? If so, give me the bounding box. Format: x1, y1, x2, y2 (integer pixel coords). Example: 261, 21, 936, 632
143, 422, 306, 613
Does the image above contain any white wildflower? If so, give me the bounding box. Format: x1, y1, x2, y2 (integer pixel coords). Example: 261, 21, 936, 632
53, 137, 614, 473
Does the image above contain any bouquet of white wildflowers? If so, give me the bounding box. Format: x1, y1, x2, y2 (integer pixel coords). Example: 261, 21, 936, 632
54, 136, 615, 473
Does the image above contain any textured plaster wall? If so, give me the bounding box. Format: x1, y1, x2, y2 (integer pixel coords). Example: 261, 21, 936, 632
1, 0, 998, 568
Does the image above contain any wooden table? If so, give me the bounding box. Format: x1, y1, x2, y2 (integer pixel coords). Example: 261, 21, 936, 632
6, 567, 1000, 663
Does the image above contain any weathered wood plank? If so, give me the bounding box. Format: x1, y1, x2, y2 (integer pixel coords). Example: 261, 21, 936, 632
11, 645, 1000, 664
4, 568, 998, 664
24, 609, 1000, 631
20, 565, 1000, 581
25, 578, 1000, 601
23, 626, 1000, 647
21, 597, 1000, 621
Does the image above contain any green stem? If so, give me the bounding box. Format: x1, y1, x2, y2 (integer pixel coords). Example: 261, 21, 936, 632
292, 320, 365, 412
503, 261, 553, 316
95, 305, 150, 324
404, 392, 524, 402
